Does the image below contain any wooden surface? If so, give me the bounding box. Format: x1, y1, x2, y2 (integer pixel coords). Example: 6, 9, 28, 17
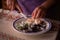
0, 9, 60, 40
0, 18, 60, 40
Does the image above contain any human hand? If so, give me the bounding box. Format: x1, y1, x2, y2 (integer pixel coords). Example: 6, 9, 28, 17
26, 18, 35, 24
32, 6, 47, 19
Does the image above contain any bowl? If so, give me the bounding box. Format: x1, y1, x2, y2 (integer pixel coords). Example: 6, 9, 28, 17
13, 18, 52, 35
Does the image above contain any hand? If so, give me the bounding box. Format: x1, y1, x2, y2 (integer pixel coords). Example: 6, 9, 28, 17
26, 18, 35, 24
32, 6, 47, 19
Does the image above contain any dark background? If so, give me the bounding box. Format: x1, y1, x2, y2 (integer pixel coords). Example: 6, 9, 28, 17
0, 0, 2, 8
46, 0, 60, 20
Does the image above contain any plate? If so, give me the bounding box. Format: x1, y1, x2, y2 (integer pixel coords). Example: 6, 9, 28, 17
13, 18, 52, 35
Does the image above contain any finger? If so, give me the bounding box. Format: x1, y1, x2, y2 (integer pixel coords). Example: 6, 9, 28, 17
32, 10, 37, 18
36, 9, 42, 18
32, 8, 38, 19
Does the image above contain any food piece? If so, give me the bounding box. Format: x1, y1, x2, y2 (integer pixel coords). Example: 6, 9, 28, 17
18, 26, 23, 30
23, 23, 28, 30
25, 18, 34, 25
15, 18, 47, 33
34, 18, 42, 24
40, 27, 44, 30
28, 27, 32, 32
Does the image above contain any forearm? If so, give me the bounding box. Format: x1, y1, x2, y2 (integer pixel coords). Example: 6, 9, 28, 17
11, 0, 15, 10
15, 3, 23, 13
40, 0, 55, 9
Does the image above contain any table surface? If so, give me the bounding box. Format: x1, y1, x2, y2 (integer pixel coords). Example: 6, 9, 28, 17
0, 9, 60, 40
0, 17, 60, 40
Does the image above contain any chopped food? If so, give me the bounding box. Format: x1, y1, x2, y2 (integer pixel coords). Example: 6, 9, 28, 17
15, 18, 46, 33
25, 18, 34, 25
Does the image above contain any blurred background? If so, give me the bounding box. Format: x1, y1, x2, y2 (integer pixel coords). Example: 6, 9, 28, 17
0, 0, 60, 20
0, 0, 60, 40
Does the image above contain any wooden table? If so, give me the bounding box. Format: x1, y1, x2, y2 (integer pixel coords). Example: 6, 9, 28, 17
0, 9, 60, 40
0, 17, 60, 40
